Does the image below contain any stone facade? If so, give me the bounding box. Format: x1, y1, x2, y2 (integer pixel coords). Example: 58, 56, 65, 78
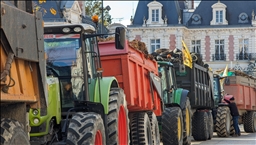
127, 1, 256, 75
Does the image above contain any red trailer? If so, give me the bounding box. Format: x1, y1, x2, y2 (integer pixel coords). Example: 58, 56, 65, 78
224, 76, 256, 133
99, 40, 163, 144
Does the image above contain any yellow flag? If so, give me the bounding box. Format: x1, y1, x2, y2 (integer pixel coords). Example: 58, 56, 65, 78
222, 65, 228, 77
182, 40, 192, 69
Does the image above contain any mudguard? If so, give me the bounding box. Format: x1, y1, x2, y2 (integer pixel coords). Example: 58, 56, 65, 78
173, 88, 189, 110
93, 76, 118, 114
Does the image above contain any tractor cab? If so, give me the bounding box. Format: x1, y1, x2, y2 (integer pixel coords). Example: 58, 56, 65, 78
157, 61, 177, 104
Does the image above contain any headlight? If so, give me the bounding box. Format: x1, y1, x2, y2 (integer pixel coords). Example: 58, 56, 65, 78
74, 27, 82, 32
32, 109, 39, 116
62, 27, 70, 33
33, 118, 40, 124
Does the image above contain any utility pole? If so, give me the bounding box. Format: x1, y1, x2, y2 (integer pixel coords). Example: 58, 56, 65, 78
101, 0, 103, 34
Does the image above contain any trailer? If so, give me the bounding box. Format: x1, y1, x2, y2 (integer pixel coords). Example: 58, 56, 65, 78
0, 1, 46, 144
224, 76, 256, 132
99, 40, 163, 145
173, 61, 215, 141
213, 72, 256, 137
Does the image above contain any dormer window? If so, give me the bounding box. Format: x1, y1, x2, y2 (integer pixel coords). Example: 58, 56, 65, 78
210, 1, 228, 25
191, 14, 201, 24
238, 12, 249, 23
152, 9, 159, 22
145, 1, 164, 26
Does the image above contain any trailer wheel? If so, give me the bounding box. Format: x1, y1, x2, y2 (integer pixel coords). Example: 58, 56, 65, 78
130, 112, 153, 145
192, 111, 209, 141
147, 112, 160, 145
0, 118, 29, 145
182, 98, 192, 145
243, 111, 256, 133
207, 112, 213, 140
162, 107, 183, 145
107, 88, 129, 145
215, 106, 232, 137
67, 112, 106, 145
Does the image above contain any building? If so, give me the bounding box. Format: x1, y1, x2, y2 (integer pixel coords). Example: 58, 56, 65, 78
33, 0, 109, 34
33, 0, 82, 25
127, 0, 256, 75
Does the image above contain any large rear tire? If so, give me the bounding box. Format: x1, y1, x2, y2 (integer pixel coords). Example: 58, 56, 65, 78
67, 112, 106, 145
0, 118, 29, 145
243, 111, 256, 133
192, 111, 209, 141
107, 88, 129, 145
182, 98, 192, 145
162, 107, 183, 145
207, 112, 213, 140
147, 112, 160, 145
129, 112, 152, 145
215, 106, 232, 137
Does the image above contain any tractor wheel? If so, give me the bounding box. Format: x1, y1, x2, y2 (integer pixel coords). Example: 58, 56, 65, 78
162, 107, 183, 145
192, 111, 209, 141
215, 106, 232, 137
129, 112, 153, 145
182, 98, 192, 145
67, 112, 106, 145
147, 112, 160, 145
207, 112, 214, 140
107, 88, 129, 145
243, 111, 256, 133
230, 119, 235, 136
0, 118, 29, 145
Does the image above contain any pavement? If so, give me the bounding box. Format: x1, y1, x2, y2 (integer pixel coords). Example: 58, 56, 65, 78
161, 125, 256, 145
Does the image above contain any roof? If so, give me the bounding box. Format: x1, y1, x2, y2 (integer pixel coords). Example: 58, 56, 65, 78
33, 0, 76, 22
129, 1, 185, 27
187, 1, 256, 27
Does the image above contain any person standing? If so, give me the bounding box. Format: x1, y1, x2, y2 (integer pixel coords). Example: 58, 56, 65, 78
224, 96, 241, 137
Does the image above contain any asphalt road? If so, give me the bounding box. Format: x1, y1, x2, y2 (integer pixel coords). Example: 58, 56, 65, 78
192, 125, 256, 145
161, 125, 256, 145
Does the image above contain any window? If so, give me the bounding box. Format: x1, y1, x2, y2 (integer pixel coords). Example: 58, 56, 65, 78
151, 39, 160, 53
191, 14, 201, 24
216, 10, 223, 23
191, 40, 201, 54
146, 1, 164, 26
210, 2, 228, 25
152, 9, 159, 22
238, 39, 249, 60
238, 13, 249, 23
214, 39, 225, 60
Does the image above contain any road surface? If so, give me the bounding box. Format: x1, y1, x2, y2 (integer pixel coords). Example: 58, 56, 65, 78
161, 125, 256, 145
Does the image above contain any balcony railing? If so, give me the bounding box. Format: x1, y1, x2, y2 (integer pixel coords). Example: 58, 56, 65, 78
236, 53, 256, 61
236, 53, 249, 60
249, 53, 256, 60
212, 54, 226, 61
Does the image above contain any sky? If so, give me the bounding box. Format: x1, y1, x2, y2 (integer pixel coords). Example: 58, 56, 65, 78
103, 1, 201, 26
103, 1, 138, 26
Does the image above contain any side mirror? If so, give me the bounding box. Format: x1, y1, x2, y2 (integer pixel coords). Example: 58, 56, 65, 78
115, 27, 125, 49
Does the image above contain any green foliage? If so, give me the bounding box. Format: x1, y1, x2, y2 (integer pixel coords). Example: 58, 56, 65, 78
85, 0, 112, 26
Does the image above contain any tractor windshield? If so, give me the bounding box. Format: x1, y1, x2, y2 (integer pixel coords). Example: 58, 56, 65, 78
44, 34, 87, 108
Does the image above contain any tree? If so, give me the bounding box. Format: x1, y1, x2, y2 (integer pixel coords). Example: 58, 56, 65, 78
85, 0, 112, 26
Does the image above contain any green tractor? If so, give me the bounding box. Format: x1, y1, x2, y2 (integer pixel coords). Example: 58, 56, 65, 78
29, 24, 129, 145
157, 61, 192, 145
